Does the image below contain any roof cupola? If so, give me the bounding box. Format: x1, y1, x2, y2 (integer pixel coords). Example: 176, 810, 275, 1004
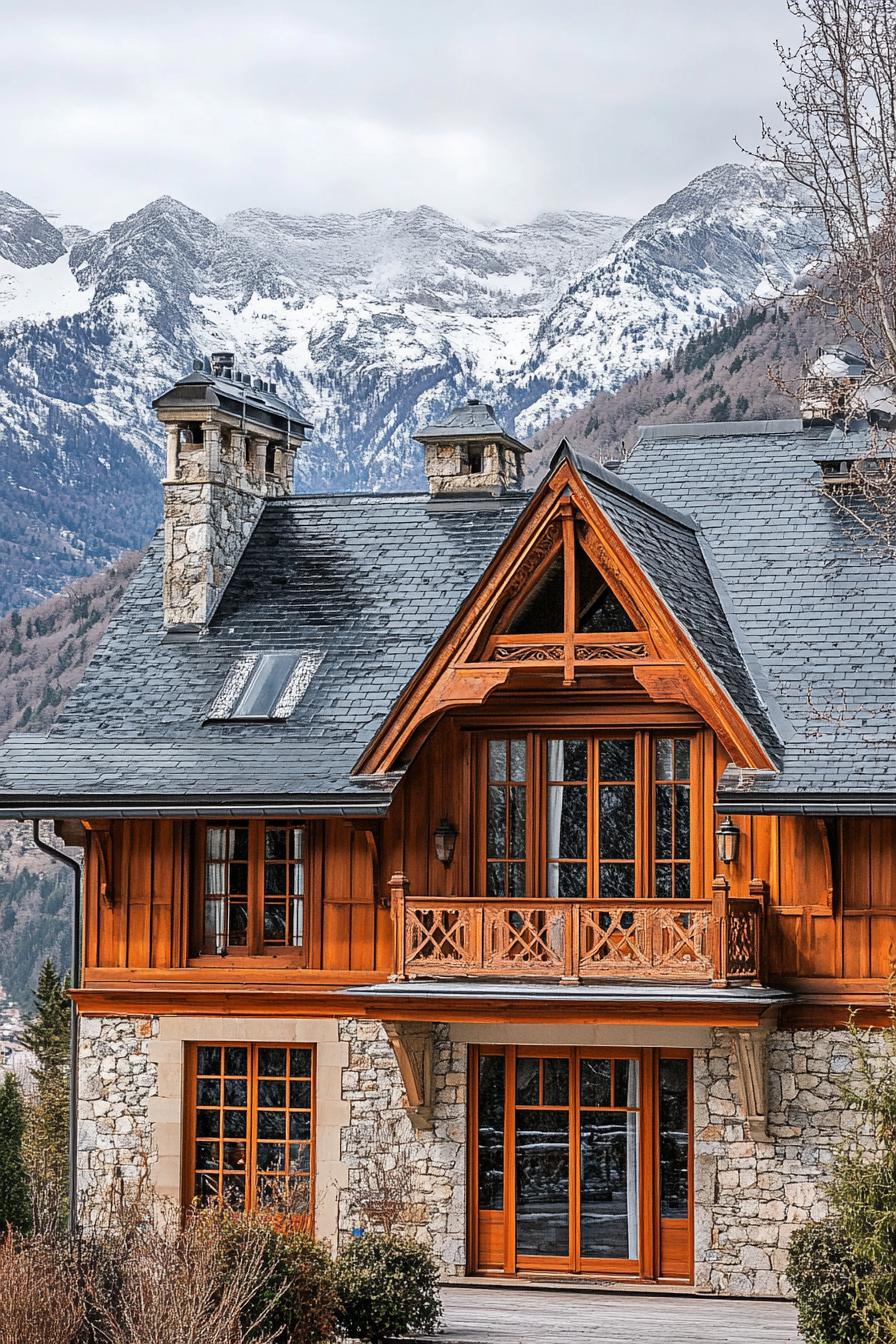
413, 398, 529, 498
153, 354, 312, 634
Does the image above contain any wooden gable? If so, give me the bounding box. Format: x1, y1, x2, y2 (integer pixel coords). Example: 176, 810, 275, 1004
357, 455, 778, 776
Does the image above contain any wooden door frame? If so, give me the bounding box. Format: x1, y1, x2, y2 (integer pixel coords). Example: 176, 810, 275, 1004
467, 1044, 694, 1282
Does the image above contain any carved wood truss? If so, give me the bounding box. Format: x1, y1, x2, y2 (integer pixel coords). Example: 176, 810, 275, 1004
357, 457, 778, 776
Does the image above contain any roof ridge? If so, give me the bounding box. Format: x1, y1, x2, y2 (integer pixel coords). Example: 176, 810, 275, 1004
554, 441, 699, 532
636, 418, 804, 442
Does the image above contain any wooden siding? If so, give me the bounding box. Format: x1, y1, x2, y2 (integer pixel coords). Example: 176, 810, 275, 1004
79, 716, 896, 1007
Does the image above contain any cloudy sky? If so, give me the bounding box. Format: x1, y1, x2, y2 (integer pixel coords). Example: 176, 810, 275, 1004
3, 0, 799, 230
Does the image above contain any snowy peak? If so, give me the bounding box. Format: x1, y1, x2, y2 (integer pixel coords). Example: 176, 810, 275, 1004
0, 192, 65, 269
220, 204, 631, 311
0, 167, 820, 611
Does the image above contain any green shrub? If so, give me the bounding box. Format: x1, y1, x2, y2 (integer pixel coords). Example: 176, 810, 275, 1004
218, 1216, 339, 1344
334, 1233, 441, 1343
787, 1217, 866, 1344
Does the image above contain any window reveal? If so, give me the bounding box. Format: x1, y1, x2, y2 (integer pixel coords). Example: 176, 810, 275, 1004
202, 821, 306, 956
190, 1044, 314, 1220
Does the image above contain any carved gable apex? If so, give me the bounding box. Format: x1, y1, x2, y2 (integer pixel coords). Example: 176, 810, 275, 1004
356, 454, 779, 777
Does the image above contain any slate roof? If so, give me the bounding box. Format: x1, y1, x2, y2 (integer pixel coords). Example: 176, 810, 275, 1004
2, 413, 893, 816
558, 446, 783, 762
0, 493, 527, 814
620, 419, 896, 810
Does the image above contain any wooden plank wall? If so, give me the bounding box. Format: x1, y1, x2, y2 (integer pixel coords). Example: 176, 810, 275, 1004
81, 721, 896, 987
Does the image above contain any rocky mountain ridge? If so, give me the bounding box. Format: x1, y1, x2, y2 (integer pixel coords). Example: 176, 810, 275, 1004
0, 163, 818, 612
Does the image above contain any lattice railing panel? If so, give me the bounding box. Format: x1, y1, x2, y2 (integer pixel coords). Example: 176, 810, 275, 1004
726, 902, 761, 980
405, 906, 474, 969
484, 905, 566, 975
579, 907, 651, 971
654, 908, 713, 976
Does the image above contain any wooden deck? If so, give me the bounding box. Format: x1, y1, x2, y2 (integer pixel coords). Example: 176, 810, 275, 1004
423, 1285, 801, 1344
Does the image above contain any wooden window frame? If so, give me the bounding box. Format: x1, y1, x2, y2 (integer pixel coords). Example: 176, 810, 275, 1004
183, 1041, 316, 1230
468, 1044, 693, 1282
477, 731, 704, 900
189, 819, 317, 966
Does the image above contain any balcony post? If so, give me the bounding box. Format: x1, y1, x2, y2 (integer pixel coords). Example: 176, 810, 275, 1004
711, 873, 731, 987
749, 877, 769, 985
389, 872, 410, 981
561, 904, 580, 984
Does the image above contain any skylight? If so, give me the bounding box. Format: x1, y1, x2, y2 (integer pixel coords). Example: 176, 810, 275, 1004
208, 651, 324, 721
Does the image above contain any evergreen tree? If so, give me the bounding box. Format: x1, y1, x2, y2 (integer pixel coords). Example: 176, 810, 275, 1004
0, 1071, 31, 1233
21, 959, 70, 1220
21, 959, 69, 1068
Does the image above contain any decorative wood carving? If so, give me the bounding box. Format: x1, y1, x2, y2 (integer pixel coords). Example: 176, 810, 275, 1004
573, 641, 648, 661
358, 455, 778, 776
398, 896, 725, 983
383, 1020, 434, 1129
493, 643, 564, 662
502, 521, 561, 603
730, 1030, 771, 1143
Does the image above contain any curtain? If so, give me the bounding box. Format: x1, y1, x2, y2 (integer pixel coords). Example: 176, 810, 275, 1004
289, 827, 304, 947
205, 826, 228, 951
546, 740, 565, 898
626, 1062, 640, 1258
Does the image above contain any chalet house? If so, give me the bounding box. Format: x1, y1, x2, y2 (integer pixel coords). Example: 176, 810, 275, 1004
1, 352, 894, 1298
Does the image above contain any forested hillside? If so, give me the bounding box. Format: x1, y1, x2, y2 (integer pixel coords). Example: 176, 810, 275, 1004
526, 302, 829, 476
0, 552, 141, 1006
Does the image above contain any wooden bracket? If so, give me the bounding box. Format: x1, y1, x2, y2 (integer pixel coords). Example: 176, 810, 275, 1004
383, 1019, 434, 1130
730, 1029, 771, 1143
350, 821, 383, 907
84, 821, 115, 907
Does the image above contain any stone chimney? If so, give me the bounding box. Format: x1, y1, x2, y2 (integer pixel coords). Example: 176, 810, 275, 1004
413, 398, 529, 498
153, 354, 312, 633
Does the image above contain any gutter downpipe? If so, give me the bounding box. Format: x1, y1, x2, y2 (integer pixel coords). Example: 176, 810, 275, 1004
32, 820, 81, 1236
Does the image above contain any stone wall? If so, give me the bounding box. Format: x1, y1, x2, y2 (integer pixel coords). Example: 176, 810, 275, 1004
77, 1015, 159, 1223
694, 1027, 881, 1297
337, 1019, 467, 1273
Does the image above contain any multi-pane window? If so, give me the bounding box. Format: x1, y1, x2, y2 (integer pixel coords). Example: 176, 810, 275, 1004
202, 821, 306, 957
546, 740, 588, 899
486, 738, 528, 899
190, 1044, 314, 1221
482, 734, 693, 900
654, 738, 691, 900
597, 739, 637, 901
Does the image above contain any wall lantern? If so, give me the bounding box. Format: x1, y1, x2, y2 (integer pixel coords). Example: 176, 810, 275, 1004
716, 815, 741, 866
433, 817, 458, 868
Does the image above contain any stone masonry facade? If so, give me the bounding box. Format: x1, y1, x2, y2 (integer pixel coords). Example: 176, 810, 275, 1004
75, 1015, 881, 1294
337, 1019, 467, 1272
77, 1014, 159, 1223
694, 1027, 882, 1296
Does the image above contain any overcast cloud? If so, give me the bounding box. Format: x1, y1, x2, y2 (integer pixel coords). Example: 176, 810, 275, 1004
1, 0, 800, 230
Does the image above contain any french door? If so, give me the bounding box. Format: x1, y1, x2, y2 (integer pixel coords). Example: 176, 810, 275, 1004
471, 1046, 691, 1280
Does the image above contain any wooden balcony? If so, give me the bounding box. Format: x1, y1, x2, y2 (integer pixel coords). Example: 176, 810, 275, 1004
389, 875, 766, 987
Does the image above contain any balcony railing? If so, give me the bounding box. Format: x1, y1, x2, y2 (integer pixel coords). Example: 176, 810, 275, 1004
389, 875, 766, 987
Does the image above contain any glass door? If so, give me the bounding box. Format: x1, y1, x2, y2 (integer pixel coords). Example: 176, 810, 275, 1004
514, 1052, 571, 1266
472, 1046, 690, 1280
578, 1053, 640, 1272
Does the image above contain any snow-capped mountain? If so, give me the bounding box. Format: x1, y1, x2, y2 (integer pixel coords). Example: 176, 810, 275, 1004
0, 164, 817, 611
